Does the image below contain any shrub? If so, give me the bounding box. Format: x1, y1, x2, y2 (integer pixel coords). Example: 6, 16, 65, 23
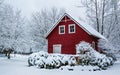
28, 51, 48, 66
28, 51, 77, 69
76, 41, 114, 70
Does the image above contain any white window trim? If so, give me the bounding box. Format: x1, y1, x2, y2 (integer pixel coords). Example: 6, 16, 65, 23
69, 24, 75, 33
59, 25, 65, 34
46, 39, 48, 52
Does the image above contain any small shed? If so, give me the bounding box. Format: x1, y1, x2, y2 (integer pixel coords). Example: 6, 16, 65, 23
46, 13, 105, 54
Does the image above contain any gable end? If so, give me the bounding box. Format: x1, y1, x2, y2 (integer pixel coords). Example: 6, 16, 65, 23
45, 13, 106, 40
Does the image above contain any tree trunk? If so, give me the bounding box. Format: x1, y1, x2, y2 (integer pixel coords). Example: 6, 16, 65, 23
101, 0, 105, 35
95, 0, 100, 32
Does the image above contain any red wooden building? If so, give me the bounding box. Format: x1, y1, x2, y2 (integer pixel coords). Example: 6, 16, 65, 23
46, 13, 105, 54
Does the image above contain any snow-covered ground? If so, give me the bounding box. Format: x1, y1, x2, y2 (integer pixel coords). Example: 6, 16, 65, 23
0, 54, 120, 75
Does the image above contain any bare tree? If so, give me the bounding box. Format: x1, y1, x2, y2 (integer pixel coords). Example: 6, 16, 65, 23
80, 0, 120, 49
81, 0, 109, 34
29, 7, 65, 52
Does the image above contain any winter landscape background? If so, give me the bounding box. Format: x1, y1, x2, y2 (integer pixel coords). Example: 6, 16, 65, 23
0, 0, 120, 75
0, 0, 119, 54
0, 0, 86, 53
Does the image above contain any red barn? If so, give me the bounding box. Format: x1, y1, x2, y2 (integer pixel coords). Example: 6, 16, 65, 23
46, 13, 105, 54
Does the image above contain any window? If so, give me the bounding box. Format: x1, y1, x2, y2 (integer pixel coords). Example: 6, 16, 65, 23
59, 25, 65, 34
92, 41, 95, 49
69, 24, 75, 33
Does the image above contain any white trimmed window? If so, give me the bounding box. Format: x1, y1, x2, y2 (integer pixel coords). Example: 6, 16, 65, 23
69, 24, 75, 33
59, 25, 65, 34
92, 41, 95, 49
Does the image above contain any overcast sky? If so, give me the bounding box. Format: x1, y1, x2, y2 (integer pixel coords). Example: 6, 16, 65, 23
5, 0, 86, 20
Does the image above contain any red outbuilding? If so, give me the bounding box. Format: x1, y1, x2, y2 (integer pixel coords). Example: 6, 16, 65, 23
46, 13, 105, 54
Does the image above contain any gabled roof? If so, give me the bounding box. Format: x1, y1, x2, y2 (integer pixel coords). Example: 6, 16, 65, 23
45, 13, 106, 40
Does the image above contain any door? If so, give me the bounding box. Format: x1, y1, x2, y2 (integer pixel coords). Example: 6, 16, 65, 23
53, 44, 61, 53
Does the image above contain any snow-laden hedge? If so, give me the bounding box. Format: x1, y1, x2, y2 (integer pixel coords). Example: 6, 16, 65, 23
76, 41, 114, 70
28, 51, 76, 69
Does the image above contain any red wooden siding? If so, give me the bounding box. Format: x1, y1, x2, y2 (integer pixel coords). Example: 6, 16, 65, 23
47, 16, 99, 54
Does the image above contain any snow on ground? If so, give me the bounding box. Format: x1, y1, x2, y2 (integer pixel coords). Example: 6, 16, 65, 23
0, 54, 120, 75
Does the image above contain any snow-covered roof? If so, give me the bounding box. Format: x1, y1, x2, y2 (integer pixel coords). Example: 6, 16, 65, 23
45, 13, 106, 40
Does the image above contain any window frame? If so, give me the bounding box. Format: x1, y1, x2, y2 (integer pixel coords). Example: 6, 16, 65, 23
59, 25, 65, 34
69, 24, 75, 33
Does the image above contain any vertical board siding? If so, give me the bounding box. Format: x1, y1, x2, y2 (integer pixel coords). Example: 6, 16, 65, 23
47, 16, 99, 54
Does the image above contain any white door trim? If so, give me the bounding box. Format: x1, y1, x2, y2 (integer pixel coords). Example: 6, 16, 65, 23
53, 44, 62, 53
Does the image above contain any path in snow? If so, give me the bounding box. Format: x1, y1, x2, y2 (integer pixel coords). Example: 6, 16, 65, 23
0, 55, 120, 75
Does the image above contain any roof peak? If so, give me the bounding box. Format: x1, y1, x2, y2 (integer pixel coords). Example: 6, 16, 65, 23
45, 12, 106, 40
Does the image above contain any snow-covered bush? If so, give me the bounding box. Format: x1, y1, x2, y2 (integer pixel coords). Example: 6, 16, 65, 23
76, 41, 114, 70
28, 51, 76, 69
28, 51, 48, 66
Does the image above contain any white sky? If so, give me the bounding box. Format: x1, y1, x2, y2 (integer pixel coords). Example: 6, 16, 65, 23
4, 0, 86, 20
